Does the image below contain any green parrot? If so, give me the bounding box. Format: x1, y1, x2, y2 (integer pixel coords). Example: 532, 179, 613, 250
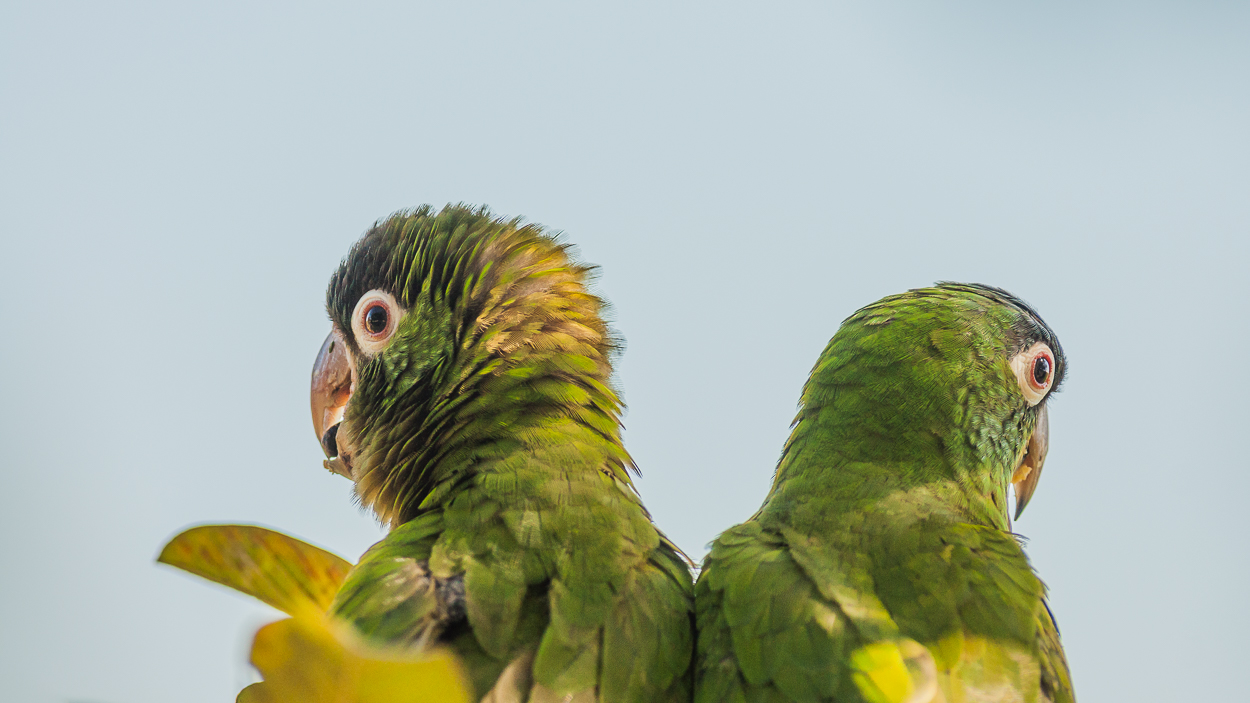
309, 205, 694, 702
694, 283, 1074, 703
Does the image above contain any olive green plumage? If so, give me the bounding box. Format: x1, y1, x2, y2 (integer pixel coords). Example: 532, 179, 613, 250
694, 284, 1074, 703
325, 205, 694, 702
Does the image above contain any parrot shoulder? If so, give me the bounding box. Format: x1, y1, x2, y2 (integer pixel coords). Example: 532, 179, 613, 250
869, 521, 1073, 703
330, 513, 459, 646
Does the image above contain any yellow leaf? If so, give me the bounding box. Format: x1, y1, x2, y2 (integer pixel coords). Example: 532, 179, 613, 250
239, 615, 472, 703
157, 524, 352, 615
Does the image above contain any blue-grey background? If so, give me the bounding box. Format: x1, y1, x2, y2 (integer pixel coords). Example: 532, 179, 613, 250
2, 2, 1247, 701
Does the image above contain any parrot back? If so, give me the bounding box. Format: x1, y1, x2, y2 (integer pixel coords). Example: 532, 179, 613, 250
694, 520, 1074, 703
332, 479, 696, 702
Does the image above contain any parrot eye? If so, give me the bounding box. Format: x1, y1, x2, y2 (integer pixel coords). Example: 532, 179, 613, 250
1032, 356, 1051, 387
365, 305, 388, 334
350, 289, 404, 357
1010, 342, 1055, 407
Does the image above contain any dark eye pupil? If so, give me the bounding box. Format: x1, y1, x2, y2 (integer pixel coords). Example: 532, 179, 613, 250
1033, 356, 1051, 385
365, 305, 388, 334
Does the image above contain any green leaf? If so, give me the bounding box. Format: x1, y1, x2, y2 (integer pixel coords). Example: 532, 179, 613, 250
157, 524, 352, 615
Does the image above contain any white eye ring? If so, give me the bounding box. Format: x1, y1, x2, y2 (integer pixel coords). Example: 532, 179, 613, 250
1010, 341, 1056, 407
350, 289, 404, 357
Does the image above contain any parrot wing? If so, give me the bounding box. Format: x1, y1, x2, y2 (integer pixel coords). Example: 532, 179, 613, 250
1035, 599, 1075, 703
332, 507, 694, 703
330, 514, 455, 646
696, 521, 1074, 703
695, 522, 936, 703
868, 521, 1075, 703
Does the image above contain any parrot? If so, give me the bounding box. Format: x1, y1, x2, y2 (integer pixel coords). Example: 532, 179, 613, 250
693, 283, 1075, 703
308, 205, 694, 702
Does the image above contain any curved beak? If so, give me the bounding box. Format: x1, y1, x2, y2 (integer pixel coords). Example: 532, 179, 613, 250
311, 330, 353, 478
1011, 404, 1049, 519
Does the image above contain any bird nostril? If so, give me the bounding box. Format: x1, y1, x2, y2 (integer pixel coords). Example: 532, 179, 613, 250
321, 424, 340, 458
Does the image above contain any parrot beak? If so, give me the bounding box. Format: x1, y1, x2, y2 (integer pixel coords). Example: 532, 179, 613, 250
1010, 404, 1049, 519
311, 330, 354, 479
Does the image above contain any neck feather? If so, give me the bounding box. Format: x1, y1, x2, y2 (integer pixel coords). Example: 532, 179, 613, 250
760, 333, 1026, 532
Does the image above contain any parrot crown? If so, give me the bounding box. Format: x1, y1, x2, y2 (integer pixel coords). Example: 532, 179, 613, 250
833, 281, 1067, 407
326, 205, 632, 526
928, 282, 1067, 389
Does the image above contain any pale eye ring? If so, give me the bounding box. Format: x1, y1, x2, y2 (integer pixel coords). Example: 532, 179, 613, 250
350, 289, 403, 356
1011, 342, 1055, 406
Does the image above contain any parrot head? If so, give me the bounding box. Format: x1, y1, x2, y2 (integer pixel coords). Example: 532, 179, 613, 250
952, 284, 1067, 519
788, 282, 1066, 522
309, 205, 623, 527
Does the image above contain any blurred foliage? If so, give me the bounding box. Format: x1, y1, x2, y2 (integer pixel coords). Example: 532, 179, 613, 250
238, 614, 470, 703
158, 524, 352, 615
159, 524, 471, 702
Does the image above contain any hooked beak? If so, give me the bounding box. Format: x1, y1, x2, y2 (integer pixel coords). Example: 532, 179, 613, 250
1010, 404, 1049, 520
311, 330, 353, 479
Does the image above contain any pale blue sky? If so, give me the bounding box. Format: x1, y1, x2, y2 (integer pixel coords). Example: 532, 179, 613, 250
2, 2, 1247, 701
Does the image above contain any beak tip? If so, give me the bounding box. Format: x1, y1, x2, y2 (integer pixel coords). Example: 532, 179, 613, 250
1011, 405, 1050, 522
324, 457, 352, 480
